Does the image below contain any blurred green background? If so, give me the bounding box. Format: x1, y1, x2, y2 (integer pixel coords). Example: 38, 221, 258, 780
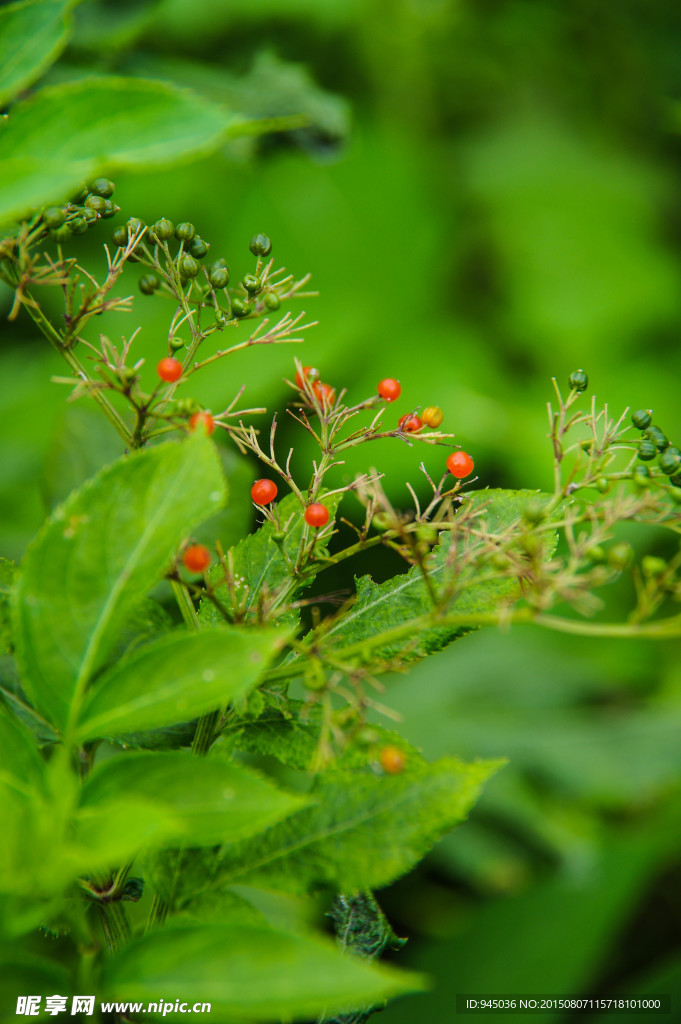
3, 0, 681, 1020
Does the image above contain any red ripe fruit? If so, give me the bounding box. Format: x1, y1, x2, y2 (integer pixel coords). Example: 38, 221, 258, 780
377, 378, 401, 402
312, 381, 335, 405
295, 365, 320, 388
189, 411, 215, 435
182, 544, 211, 574
379, 745, 406, 774
304, 503, 330, 528
398, 413, 422, 433
446, 451, 475, 478
251, 478, 278, 504
157, 357, 183, 383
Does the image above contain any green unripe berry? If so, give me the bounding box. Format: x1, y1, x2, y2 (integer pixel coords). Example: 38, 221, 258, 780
642, 555, 667, 578
491, 552, 511, 570
82, 207, 99, 224
522, 498, 545, 523
50, 225, 71, 243
659, 446, 681, 475
521, 534, 541, 557
188, 236, 209, 258
230, 297, 250, 318
631, 409, 652, 431
111, 226, 128, 248
638, 439, 657, 462
84, 194, 107, 214
608, 542, 633, 570
127, 217, 145, 235
169, 336, 184, 351
264, 291, 281, 311
249, 233, 272, 256
209, 267, 229, 289
100, 199, 116, 219
42, 206, 65, 228
210, 257, 228, 269
596, 477, 610, 494
152, 218, 175, 241
175, 222, 196, 242
304, 663, 327, 691
586, 544, 606, 563
179, 255, 200, 279
670, 473, 681, 489
89, 177, 115, 198
214, 309, 229, 326
69, 216, 88, 235
242, 273, 260, 294
668, 486, 681, 505
356, 726, 379, 746
139, 274, 160, 295
175, 397, 201, 416
633, 465, 651, 486
272, 530, 287, 543
644, 425, 669, 451
568, 368, 588, 392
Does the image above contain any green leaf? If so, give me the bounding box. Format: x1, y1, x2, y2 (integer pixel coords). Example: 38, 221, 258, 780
0, 0, 79, 108
0, 76, 237, 226
0, 558, 16, 655
75, 626, 285, 741
79, 750, 306, 848
0, 949, 70, 1001
102, 922, 425, 1022
0, 704, 45, 790
204, 757, 501, 897
320, 489, 561, 660
12, 435, 226, 731
201, 492, 341, 629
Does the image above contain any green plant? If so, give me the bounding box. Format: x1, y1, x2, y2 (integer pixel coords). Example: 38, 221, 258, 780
3, 171, 681, 1021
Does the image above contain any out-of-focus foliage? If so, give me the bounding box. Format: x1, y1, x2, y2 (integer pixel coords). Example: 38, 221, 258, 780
3, 0, 681, 1019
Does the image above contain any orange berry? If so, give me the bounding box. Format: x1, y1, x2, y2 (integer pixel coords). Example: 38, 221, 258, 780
251, 479, 278, 504
379, 745, 406, 774
422, 406, 444, 428
312, 381, 335, 405
182, 544, 211, 574
398, 413, 422, 433
157, 357, 183, 382
295, 365, 320, 388
377, 378, 401, 402
304, 503, 329, 528
446, 451, 474, 478
189, 411, 215, 435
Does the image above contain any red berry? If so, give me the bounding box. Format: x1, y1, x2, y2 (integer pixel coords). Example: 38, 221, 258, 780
189, 411, 215, 435
182, 544, 211, 574
398, 413, 422, 433
377, 378, 401, 402
312, 381, 335, 405
157, 357, 183, 383
295, 365, 320, 388
251, 478, 278, 504
446, 451, 474, 478
304, 503, 330, 528
379, 745, 406, 774
422, 405, 443, 428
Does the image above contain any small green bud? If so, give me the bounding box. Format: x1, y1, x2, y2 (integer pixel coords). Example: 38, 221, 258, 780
84, 194, 107, 214
415, 523, 438, 545
100, 199, 117, 219
89, 177, 115, 198
658, 446, 681, 475
491, 552, 511, 570
209, 267, 229, 289
641, 555, 667, 578
249, 233, 272, 256
568, 368, 588, 392
585, 544, 606, 563
523, 498, 546, 523
50, 225, 71, 243
242, 273, 261, 294
69, 216, 88, 235
169, 336, 184, 351
272, 530, 287, 543
179, 255, 200, 279
633, 465, 651, 486
214, 309, 229, 326
139, 274, 160, 295
82, 207, 99, 224
356, 727, 379, 746
111, 226, 128, 248
230, 297, 250, 318
668, 486, 681, 505
631, 409, 652, 431
127, 217, 145, 235
644, 425, 669, 451
521, 534, 541, 556
175, 398, 201, 416
608, 542, 633, 570
42, 206, 65, 228
596, 477, 610, 494
188, 236, 209, 258
210, 257, 228, 269
638, 439, 657, 462
264, 291, 281, 311
152, 218, 175, 241
175, 222, 196, 242
304, 662, 327, 692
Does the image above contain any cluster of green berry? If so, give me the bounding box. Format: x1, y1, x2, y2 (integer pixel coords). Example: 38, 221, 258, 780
40, 178, 119, 242
632, 408, 681, 485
